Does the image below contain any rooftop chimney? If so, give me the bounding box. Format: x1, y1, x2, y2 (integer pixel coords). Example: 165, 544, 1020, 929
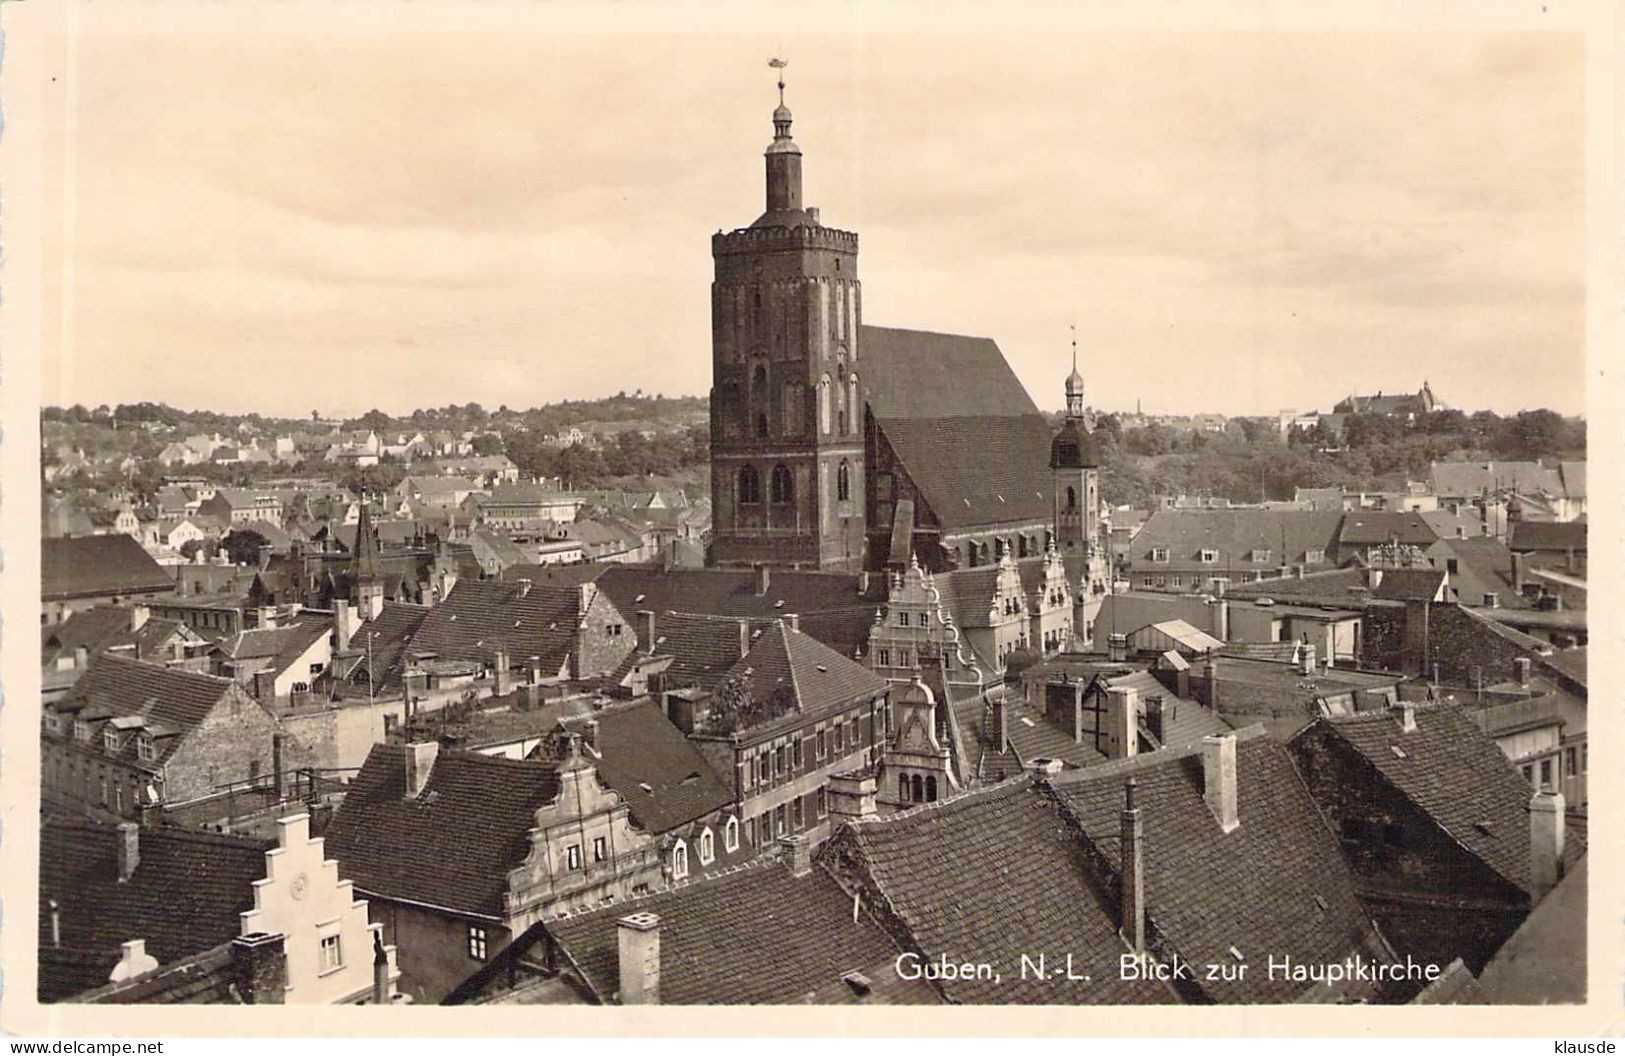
1514, 656, 1532, 688
371, 930, 391, 1006
783, 612, 800, 633
252, 669, 277, 704
616, 912, 661, 1005
779, 834, 812, 877
494, 646, 513, 697
1529, 789, 1566, 899
1203, 657, 1220, 711
1395, 700, 1417, 733
48, 899, 61, 948
582, 719, 600, 755
1484, 591, 1500, 609
74, 645, 90, 670
334, 600, 356, 652
228, 932, 288, 1004
827, 771, 878, 819
109, 939, 160, 984
403, 740, 439, 799
754, 564, 772, 596
637, 610, 656, 655
1120, 779, 1145, 953
1108, 633, 1128, 663
1295, 641, 1315, 677
514, 577, 532, 598
991, 696, 1010, 754
1105, 685, 1139, 760
1201, 734, 1240, 834
738, 619, 753, 660
128, 605, 151, 633
116, 822, 141, 882
1144, 695, 1167, 743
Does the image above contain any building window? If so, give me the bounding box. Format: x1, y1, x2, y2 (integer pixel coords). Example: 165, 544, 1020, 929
817, 789, 827, 817
319, 933, 343, 974
756, 413, 769, 438
775, 804, 787, 834
899, 774, 910, 802
103, 728, 119, 754
837, 461, 851, 502
770, 464, 793, 504
566, 844, 582, 870
897, 612, 909, 626
136, 735, 155, 763
877, 648, 890, 667
593, 836, 606, 863
672, 840, 689, 880
793, 738, 803, 770
738, 465, 761, 505
1539, 758, 1553, 790
1564, 747, 1577, 778
74, 720, 91, 743
698, 828, 715, 866
467, 926, 489, 961
1170, 575, 1183, 589
926, 776, 938, 802
816, 728, 827, 758
724, 816, 739, 852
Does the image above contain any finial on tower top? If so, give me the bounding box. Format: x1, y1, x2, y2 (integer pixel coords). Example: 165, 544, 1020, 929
1071, 320, 1078, 372
770, 55, 788, 104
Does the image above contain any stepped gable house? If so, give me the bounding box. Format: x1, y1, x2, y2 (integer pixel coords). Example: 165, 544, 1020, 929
707, 78, 1106, 584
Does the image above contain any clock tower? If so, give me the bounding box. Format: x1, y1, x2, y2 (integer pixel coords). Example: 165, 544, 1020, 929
708, 67, 865, 570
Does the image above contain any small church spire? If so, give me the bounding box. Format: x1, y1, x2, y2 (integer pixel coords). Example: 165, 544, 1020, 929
764, 56, 803, 213
1064, 322, 1086, 419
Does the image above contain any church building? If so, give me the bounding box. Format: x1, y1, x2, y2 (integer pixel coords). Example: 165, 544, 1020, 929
708, 73, 1108, 608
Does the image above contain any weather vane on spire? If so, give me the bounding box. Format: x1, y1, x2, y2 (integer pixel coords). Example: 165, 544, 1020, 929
769, 55, 788, 105
1071, 320, 1078, 371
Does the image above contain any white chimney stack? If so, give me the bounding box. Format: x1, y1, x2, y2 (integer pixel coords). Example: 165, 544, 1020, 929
1529, 789, 1566, 899
1201, 734, 1240, 834
116, 822, 141, 882
1105, 685, 1139, 760
403, 741, 439, 799
616, 912, 661, 1005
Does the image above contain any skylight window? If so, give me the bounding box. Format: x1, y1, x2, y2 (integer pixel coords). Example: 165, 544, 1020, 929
1390, 745, 1407, 759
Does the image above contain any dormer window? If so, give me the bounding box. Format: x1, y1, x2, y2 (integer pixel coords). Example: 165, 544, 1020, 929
103, 727, 119, 753
136, 734, 156, 763
1151, 547, 1170, 563
74, 720, 91, 743
698, 827, 715, 866
1200, 549, 1219, 564
1305, 548, 1325, 564
724, 816, 740, 853
672, 840, 689, 880
1253, 548, 1272, 564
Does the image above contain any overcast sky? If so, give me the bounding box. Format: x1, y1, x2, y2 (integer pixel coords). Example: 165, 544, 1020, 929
42, 31, 1584, 418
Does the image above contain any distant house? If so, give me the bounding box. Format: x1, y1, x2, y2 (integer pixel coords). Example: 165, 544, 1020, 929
393, 475, 484, 512
465, 484, 583, 529
196, 487, 285, 530
1332, 382, 1439, 420
42, 654, 281, 819
1123, 509, 1342, 593
216, 622, 334, 701
42, 534, 177, 625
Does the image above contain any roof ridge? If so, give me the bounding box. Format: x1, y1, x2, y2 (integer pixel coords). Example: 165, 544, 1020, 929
1045, 723, 1270, 786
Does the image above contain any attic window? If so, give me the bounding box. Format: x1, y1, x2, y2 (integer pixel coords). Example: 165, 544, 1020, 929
1473, 821, 1495, 836
1389, 745, 1407, 759
1312, 894, 1328, 912
634, 594, 645, 603
774, 600, 785, 608
1020, 717, 1036, 727
1228, 946, 1245, 962
842, 971, 873, 997
449, 614, 458, 621
638, 782, 654, 793
816, 665, 828, 673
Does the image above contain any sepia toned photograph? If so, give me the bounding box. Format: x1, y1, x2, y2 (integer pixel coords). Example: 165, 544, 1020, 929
3, 0, 1613, 1037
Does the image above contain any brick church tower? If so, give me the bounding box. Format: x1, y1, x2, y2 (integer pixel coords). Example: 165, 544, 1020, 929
708, 69, 865, 570
1050, 336, 1111, 636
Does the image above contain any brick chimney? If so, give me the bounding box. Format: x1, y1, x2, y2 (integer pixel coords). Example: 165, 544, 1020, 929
128, 605, 151, 633
493, 646, 512, 697
116, 822, 141, 882
74, 645, 90, 670
1105, 685, 1139, 760
1200, 734, 1240, 834
616, 912, 661, 1005
1203, 657, 1220, 711
991, 695, 1010, 754
783, 612, 800, 632
1514, 656, 1532, 688
1484, 591, 1500, 609
1108, 633, 1128, 663
754, 564, 771, 596
228, 932, 288, 1004
1120, 779, 1145, 953
403, 740, 439, 799
637, 610, 656, 655
1295, 641, 1315, 676
779, 834, 812, 877
1144, 695, 1166, 743
1394, 700, 1417, 733
252, 669, 277, 703
1529, 789, 1566, 898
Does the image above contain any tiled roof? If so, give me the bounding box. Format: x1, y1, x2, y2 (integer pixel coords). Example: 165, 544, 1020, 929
823, 779, 1170, 1004
1302, 703, 1536, 893
347, 601, 431, 690
43, 535, 176, 601
41, 607, 138, 663
1372, 568, 1446, 601
711, 623, 886, 734
405, 579, 597, 674
1130, 510, 1344, 571
1509, 521, 1587, 553
220, 622, 329, 677
1538, 648, 1586, 691
1225, 567, 1369, 602
874, 415, 1057, 530
859, 326, 1040, 420
323, 744, 562, 919
643, 611, 765, 690
560, 700, 732, 835
38, 820, 270, 1001
1337, 511, 1441, 547
1048, 731, 1384, 1002
75, 942, 241, 1004
1430, 461, 1562, 498
54, 654, 241, 765
1475, 856, 1586, 1004
545, 862, 941, 1004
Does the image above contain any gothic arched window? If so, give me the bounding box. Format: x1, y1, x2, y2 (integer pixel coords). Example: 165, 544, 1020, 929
837, 461, 851, 502
738, 465, 761, 505
756, 413, 769, 439
899, 774, 910, 802
926, 776, 938, 802
910, 774, 924, 802
1066, 485, 1077, 511
770, 464, 793, 504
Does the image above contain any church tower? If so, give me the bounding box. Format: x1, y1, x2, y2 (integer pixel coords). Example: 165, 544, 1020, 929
351, 496, 385, 619
1050, 331, 1101, 555
708, 64, 865, 571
